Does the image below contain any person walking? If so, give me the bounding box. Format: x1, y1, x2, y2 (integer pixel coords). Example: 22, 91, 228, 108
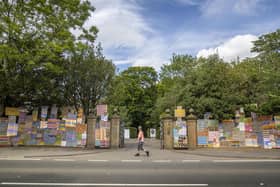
134, 126, 149, 157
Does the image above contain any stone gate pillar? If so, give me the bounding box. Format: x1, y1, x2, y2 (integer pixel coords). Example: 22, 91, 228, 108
111, 109, 120, 148
86, 113, 96, 149
160, 109, 174, 149
187, 108, 197, 149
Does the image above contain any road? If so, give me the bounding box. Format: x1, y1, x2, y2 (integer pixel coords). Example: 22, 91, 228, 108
0, 139, 280, 187
0, 159, 279, 187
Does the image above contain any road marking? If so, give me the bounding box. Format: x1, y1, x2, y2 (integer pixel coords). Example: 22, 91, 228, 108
213, 159, 280, 163
152, 160, 171, 163
182, 160, 200, 163
0, 182, 208, 186
121, 160, 142, 162
53, 159, 75, 162
88, 160, 108, 162
0, 158, 41, 161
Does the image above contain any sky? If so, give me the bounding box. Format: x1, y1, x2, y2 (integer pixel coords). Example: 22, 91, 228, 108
87, 0, 280, 71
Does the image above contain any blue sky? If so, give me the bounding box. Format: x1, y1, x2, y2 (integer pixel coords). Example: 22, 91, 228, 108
88, 0, 280, 71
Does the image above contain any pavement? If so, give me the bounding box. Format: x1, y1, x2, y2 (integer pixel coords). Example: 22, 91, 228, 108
0, 139, 279, 160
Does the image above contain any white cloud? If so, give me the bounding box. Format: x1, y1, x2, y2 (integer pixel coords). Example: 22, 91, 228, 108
197, 34, 258, 62
88, 0, 153, 49
175, 0, 201, 6
200, 0, 263, 17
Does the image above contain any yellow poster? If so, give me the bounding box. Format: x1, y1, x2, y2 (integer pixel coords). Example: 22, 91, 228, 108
32, 109, 38, 121
5, 107, 19, 116
175, 106, 185, 118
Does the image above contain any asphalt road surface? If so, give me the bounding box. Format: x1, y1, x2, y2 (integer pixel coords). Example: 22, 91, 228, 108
0, 159, 279, 187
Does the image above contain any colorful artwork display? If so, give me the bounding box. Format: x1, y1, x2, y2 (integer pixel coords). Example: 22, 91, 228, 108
173, 120, 188, 148
7, 116, 18, 136
197, 119, 208, 145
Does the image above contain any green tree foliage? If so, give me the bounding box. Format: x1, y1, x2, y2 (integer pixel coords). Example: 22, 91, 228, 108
156, 28, 280, 119
108, 67, 157, 130
0, 0, 97, 107
251, 29, 280, 114
63, 43, 115, 119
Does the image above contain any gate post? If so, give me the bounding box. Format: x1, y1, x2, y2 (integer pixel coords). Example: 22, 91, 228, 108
187, 108, 197, 149
111, 108, 120, 148
160, 109, 174, 149
86, 112, 96, 149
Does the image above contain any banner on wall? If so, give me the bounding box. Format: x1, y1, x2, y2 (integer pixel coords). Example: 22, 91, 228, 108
5, 107, 19, 116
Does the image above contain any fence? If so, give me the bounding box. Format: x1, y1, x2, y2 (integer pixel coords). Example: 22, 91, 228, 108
0, 106, 118, 148
196, 116, 280, 149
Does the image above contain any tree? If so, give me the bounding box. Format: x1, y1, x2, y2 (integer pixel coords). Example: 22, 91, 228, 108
251, 28, 280, 114
63, 43, 115, 120
0, 0, 96, 108
108, 67, 158, 130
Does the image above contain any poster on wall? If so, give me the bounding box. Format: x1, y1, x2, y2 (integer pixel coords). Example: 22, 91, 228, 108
0, 118, 9, 146
197, 119, 208, 145
97, 105, 107, 116
43, 129, 57, 145
95, 121, 110, 148
7, 116, 18, 136
66, 128, 77, 147
18, 109, 26, 123
40, 121, 48, 129
208, 131, 220, 147
64, 119, 76, 128
32, 108, 38, 121
47, 119, 60, 129
41, 106, 48, 119
50, 105, 58, 119
124, 129, 130, 139
150, 128, 156, 138
173, 120, 188, 148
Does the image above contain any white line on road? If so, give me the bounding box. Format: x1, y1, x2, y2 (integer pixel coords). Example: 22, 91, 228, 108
182, 160, 201, 163
0, 158, 41, 161
213, 159, 280, 163
53, 159, 75, 162
88, 160, 108, 162
0, 182, 208, 186
121, 160, 142, 162
152, 160, 171, 163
